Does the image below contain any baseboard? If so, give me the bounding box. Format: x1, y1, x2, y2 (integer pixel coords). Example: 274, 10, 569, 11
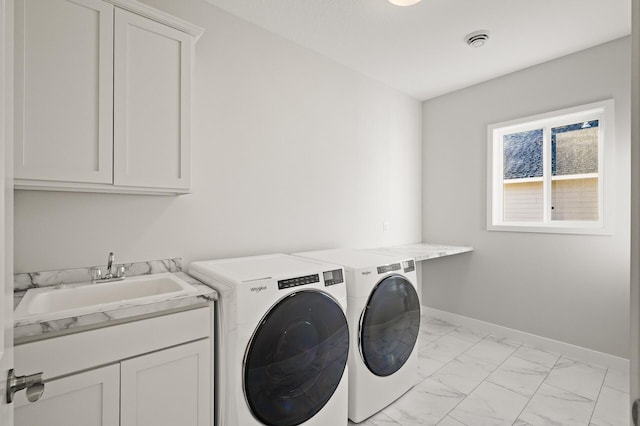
422, 306, 630, 373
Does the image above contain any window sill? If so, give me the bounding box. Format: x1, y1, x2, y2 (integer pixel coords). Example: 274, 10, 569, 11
487, 223, 612, 236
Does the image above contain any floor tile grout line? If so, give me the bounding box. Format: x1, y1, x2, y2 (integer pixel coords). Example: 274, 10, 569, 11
421, 315, 609, 426
601, 383, 631, 396
486, 378, 537, 400
510, 348, 563, 425
437, 332, 524, 425
435, 414, 469, 426
543, 381, 598, 403
429, 326, 491, 425
485, 355, 555, 396
417, 331, 459, 383
510, 349, 561, 370
421, 315, 525, 425
587, 367, 608, 425
458, 334, 522, 367
390, 319, 469, 425
419, 324, 482, 367
540, 356, 606, 402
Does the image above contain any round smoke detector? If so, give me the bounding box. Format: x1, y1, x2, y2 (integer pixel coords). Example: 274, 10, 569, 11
464, 30, 490, 48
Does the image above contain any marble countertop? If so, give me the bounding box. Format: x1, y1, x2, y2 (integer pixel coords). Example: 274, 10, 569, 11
370, 242, 474, 261
14, 265, 216, 343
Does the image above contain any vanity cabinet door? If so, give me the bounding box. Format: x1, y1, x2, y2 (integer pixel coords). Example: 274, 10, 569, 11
14, 0, 114, 184
121, 338, 211, 426
113, 7, 192, 191
14, 363, 120, 426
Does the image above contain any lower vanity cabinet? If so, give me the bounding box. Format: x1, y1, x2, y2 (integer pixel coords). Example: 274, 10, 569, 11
13, 307, 213, 426
15, 364, 120, 426
121, 339, 211, 426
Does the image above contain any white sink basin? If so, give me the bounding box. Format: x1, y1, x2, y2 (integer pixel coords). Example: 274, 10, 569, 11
14, 273, 199, 323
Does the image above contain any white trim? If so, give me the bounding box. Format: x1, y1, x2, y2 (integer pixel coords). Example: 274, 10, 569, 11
14, 179, 190, 195
504, 173, 599, 184
551, 173, 599, 181
423, 306, 630, 373
0, 1, 13, 423
104, 0, 204, 41
489, 100, 612, 133
503, 176, 543, 184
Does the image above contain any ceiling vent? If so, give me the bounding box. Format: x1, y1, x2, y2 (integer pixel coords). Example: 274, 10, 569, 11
465, 31, 490, 48
388, 0, 422, 5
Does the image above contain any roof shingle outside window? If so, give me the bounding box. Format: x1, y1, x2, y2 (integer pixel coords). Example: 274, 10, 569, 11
552, 121, 599, 176
502, 121, 598, 180
503, 129, 543, 180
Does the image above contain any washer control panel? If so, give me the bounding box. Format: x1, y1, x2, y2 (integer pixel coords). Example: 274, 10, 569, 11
323, 269, 344, 286
278, 274, 319, 290
377, 263, 401, 274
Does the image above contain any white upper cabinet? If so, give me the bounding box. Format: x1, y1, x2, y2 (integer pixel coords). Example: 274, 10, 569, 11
113, 8, 191, 190
15, 0, 114, 184
14, 0, 203, 194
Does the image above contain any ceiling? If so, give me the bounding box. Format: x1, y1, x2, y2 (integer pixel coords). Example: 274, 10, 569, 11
203, 0, 631, 101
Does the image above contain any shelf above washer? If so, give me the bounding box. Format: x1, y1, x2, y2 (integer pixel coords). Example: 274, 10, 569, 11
367, 242, 473, 262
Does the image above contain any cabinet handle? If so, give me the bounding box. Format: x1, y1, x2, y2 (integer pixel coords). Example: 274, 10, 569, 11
6, 369, 45, 403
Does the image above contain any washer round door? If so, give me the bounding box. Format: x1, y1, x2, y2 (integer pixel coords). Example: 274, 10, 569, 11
243, 290, 349, 426
360, 275, 420, 376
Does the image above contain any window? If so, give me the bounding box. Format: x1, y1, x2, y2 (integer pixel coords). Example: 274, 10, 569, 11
487, 100, 614, 234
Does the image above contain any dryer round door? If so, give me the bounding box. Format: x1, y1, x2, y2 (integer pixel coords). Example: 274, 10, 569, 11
243, 290, 349, 426
360, 274, 420, 376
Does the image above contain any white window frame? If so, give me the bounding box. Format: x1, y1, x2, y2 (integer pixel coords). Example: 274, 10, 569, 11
487, 99, 615, 235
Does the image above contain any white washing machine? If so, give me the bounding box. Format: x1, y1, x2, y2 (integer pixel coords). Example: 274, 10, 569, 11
189, 254, 349, 426
294, 248, 421, 423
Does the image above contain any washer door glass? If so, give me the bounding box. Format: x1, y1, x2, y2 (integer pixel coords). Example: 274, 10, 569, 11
244, 291, 349, 426
360, 275, 420, 376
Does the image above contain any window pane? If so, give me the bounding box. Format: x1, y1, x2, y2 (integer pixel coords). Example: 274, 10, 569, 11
552, 121, 599, 176
551, 121, 599, 221
503, 181, 543, 222
503, 129, 543, 179
502, 129, 543, 222
552, 178, 599, 221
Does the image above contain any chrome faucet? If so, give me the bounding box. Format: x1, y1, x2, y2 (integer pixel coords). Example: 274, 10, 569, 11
92, 252, 126, 283
106, 252, 115, 279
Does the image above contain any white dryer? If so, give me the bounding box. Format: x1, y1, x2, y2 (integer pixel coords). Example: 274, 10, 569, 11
189, 254, 349, 426
294, 249, 420, 423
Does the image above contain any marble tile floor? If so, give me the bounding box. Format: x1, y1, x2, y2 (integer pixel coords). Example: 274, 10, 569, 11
349, 314, 629, 426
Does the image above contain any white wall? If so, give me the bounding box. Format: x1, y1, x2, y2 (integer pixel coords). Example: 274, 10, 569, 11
13, 0, 422, 272
422, 37, 631, 358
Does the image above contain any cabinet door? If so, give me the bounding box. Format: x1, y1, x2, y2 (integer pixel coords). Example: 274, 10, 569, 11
113, 8, 192, 190
121, 339, 211, 426
14, 0, 114, 183
14, 363, 120, 426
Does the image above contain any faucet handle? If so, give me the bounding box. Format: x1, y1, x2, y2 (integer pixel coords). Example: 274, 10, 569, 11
116, 265, 126, 278
92, 268, 103, 282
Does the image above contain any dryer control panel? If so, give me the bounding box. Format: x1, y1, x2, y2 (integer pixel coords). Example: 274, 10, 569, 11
376, 260, 415, 274
278, 274, 319, 290
323, 269, 344, 286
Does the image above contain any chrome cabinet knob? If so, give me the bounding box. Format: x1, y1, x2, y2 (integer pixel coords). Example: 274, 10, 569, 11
26, 382, 45, 402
